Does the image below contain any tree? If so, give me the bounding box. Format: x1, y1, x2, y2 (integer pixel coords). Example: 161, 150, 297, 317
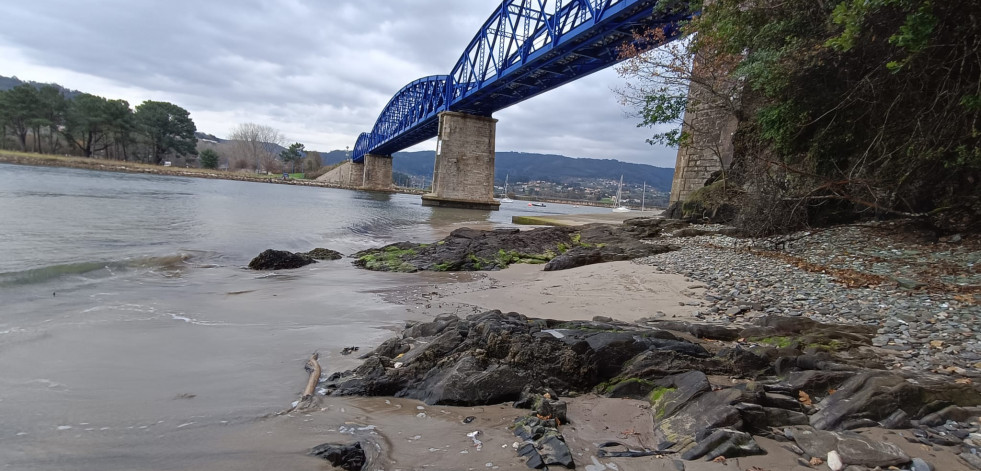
103, 99, 135, 160
620, 0, 981, 233
303, 150, 322, 172
134, 100, 197, 164
199, 148, 220, 169
228, 122, 283, 173
0, 84, 40, 151
35, 85, 68, 153
279, 142, 304, 173
62, 93, 112, 157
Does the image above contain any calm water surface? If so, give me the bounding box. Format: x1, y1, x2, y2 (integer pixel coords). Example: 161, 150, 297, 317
0, 163, 609, 470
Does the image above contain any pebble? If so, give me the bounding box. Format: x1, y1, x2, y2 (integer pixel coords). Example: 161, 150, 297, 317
639, 222, 981, 375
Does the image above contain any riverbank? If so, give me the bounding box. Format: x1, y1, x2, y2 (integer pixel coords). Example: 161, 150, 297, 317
310, 218, 981, 470
0, 150, 371, 190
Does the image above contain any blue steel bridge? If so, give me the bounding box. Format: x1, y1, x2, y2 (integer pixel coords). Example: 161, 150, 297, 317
351, 0, 688, 162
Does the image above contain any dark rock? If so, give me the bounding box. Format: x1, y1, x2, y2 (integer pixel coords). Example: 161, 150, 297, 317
839, 418, 880, 430
305, 247, 343, 260
911, 457, 935, 471
340, 346, 359, 355
766, 370, 855, 398
605, 378, 656, 399
544, 243, 676, 271
879, 410, 912, 429
538, 433, 575, 468
810, 371, 981, 431
538, 398, 569, 424
809, 372, 919, 431
960, 452, 981, 470
620, 217, 665, 238
787, 426, 841, 458
543, 247, 608, 271
327, 311, 603, 405
308, 442, 366, 471
650, 371, 712, 420
513, 417, 574, 469
680, 428, 763, 460
762, 392, 802, 411
762, 407, 809, 427
836, 436, 910, 467
688, 324, 741, 341
352, 224, 678, 273
248, 249, 315, 270
654, 387, 747, 452
920, 405, 977, 427
926, 433, 962, 446
413, 355, 530, 405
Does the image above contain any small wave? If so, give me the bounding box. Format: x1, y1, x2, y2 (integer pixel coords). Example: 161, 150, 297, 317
166, 312, 230, 327
0, 251, 220, 287
0, 261, 110, 287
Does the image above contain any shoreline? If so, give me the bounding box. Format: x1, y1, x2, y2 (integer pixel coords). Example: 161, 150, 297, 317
315, 219, 980, 470
0, 151, 395, 191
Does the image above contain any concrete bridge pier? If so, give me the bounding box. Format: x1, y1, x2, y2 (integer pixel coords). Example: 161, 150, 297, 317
348, 160, 365, 187
362, 154, 393, 191
422, 111, 501, 210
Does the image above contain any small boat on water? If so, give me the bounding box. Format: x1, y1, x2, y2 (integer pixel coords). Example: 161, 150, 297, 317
612, 175, 630, 213
500, 174, 513, 203
529, 202, 546, 207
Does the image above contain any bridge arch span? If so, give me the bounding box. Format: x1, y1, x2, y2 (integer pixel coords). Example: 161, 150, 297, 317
353, 75, 451, 162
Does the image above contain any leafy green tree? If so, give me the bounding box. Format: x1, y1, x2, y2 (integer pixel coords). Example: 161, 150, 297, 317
279, 142, 304, 173
620, 0, 981, 232
199, 148, 220, 169
103, 99, 135, 160
62, 93, 112, 157
0, 84, 40, 151
134, 100, 197, 164
34, 85, 68, 153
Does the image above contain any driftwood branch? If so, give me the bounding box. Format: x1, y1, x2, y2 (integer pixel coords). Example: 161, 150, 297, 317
302, 352, 321, 399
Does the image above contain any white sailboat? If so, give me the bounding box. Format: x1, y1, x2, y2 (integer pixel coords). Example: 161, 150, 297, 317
612, 175, 630, 212
641, 181, 646, 211
500, 174, 514, 203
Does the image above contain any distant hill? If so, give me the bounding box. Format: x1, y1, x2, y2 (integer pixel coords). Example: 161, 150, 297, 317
316, 149, 675, 192
0, 75, 82, 98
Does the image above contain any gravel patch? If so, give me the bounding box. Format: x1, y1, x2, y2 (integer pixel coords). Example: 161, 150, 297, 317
636, 221, 981, 378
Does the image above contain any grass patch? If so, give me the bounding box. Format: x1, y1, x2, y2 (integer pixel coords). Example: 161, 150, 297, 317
754, 336, 795, 348
358, 246, 418, 272
805, 339, 846, 352
648, 386, 677, 419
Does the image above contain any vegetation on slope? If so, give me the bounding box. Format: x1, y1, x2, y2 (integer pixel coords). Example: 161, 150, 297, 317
621, 0, 980, 233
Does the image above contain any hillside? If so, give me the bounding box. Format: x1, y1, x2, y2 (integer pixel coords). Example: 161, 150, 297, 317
317, 149, 674, 192
0, 75, 81, 98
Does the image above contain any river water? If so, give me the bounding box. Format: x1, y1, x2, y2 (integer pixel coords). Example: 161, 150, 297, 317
0, 163, 609, 470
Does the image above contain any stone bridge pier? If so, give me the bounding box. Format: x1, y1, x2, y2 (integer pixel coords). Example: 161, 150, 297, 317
422, 111, 501, 210
362, 154, 393, 191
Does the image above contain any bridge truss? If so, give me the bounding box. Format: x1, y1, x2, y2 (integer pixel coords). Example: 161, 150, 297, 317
352, 0, 688, 162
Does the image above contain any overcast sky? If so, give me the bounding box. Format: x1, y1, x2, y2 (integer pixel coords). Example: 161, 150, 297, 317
0, 0, 680, 167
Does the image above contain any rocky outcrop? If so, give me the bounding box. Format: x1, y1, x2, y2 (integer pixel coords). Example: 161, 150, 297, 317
248, 248, 344, 270
306, 248, 343, 260
785, 426, 911, 468
321, 311, 981, 468
350, 224, 677, 273
248, 249, 316, 270
308, 442, 366, 471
